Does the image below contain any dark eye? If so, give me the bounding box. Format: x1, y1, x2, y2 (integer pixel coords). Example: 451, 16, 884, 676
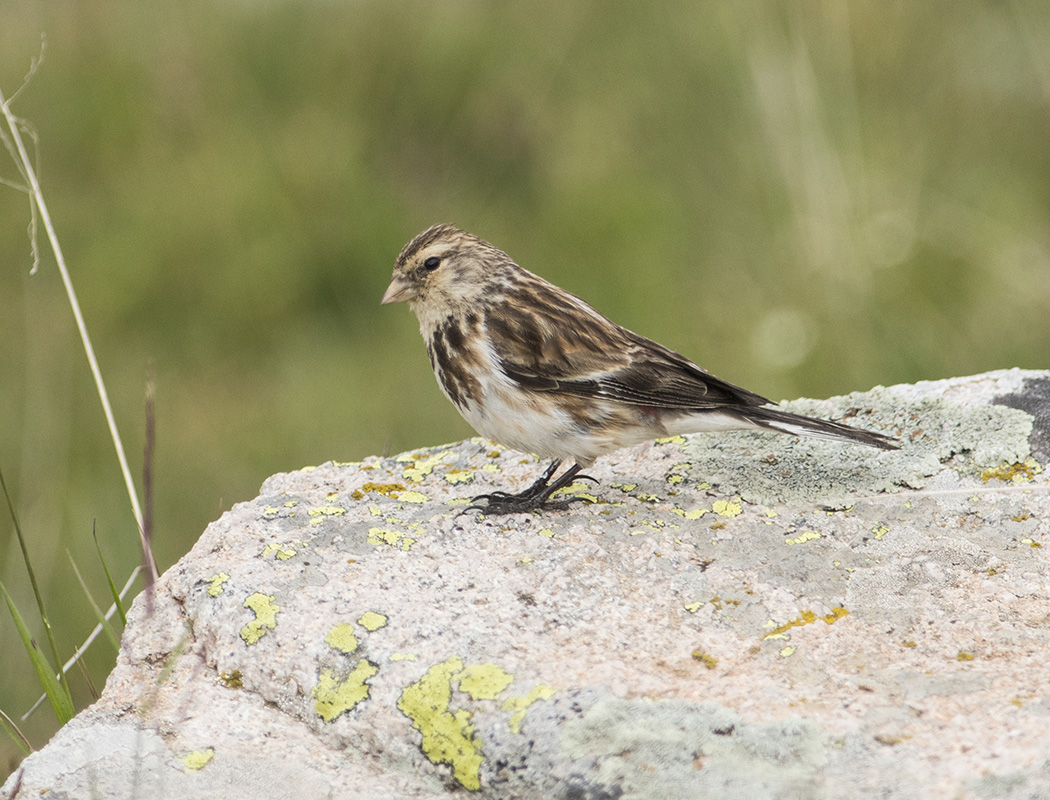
423, 256, 441, 271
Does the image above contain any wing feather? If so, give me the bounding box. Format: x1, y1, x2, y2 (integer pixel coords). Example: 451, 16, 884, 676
485, 280, 770, 411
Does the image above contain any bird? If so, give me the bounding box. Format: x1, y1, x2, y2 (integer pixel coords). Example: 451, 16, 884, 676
381, 224, 898, 514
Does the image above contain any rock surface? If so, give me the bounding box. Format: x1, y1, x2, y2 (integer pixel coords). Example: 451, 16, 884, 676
4, 369, 1050, 800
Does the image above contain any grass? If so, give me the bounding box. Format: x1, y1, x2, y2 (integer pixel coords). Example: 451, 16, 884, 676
2, 0, 1050, 782
1, 74, 150, 776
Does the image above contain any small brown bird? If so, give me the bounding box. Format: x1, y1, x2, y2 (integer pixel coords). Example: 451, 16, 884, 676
382, 224, 898, 513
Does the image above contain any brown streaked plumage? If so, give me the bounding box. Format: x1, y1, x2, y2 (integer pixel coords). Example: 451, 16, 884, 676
382, 224, 899, 514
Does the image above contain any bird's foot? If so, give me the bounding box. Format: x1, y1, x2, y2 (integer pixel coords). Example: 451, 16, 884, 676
460, 460, 597, 515
465, 490, 593, 515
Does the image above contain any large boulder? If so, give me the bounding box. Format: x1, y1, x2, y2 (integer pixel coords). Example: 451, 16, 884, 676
5, 369, 1049, 799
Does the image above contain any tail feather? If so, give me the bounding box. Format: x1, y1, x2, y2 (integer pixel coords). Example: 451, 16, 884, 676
739, 405, 899, 451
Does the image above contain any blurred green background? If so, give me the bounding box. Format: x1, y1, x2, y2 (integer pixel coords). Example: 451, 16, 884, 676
2, 0, 1049, 778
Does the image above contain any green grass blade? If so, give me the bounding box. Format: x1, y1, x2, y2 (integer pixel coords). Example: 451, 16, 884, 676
0, 468, 73, 702
66, 549, 121, 652
0, 580, 75, 724
0, 706, 33, 756
93, 524, 127, 627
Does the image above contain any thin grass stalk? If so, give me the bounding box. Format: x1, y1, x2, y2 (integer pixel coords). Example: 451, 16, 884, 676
0, 707, 32, 755
0, 85, 157, 580
66, 550, 121, 651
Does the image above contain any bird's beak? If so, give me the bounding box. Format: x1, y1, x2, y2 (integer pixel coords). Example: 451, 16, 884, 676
381, 276, 416, 305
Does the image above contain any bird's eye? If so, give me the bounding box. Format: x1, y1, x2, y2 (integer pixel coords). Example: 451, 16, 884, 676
423, 256, 441, 271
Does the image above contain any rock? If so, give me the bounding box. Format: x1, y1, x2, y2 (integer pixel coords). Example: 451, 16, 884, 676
4, 368, 1049, 800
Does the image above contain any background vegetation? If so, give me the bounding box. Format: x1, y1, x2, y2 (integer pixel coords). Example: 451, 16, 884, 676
2, 0, 1048, 779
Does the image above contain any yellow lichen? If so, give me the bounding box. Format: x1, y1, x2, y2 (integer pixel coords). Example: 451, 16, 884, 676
444, 470, 475, 485
672, 507, 709, 520
397, 656, 484, 791
457, 663, 514, 701
325, 623, 359, 654
207, 572, 229, 598
981, 459, 1042, 484
784, 531, 821, 545
240, 593, 280, 645
314, 660, 379, 722
219, 670, 242, 689
368, 527, 416, 549
502, 685, 556, 734
352, 482, 407, 500
692, 651, 717, 670
403, 453, 447, 482
358, 611, 388, 631
308, 505, 346, 517
763, 607, 849, 639
872, 523, 889, 540
712, 499, 742, 518
550, 482, 597, 503
177, 748, 214, 772
260, 543, 297, 559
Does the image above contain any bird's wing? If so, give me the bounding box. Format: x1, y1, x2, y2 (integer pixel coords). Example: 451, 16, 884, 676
484, 286, 770, 410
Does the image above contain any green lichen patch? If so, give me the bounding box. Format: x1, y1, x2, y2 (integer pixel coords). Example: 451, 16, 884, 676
456, 663, 514, 701
672, 507, 709, 520
358, 611, 388, 631
763, 607, 849, 640
550, 482, 598, 503
176, 748, 214, 772
307, 505, 347, 525
712, 499, 743, 518
402, 452, 448, 483
398, 491, 429, 504
219, 670, 243, 689
502, 685, 557, 734
240, 593, 280, 645
314, 659, 379, 722
260, 542, 297, 560
206, 572, 229, 597
367, 527, 416, 550
325, 623, 359, 654
784, 531, 821, 546
398, 656, 485, 791
444, 469, 475, 485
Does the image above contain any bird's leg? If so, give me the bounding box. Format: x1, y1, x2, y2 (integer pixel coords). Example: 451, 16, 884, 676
467, 460, 596, 514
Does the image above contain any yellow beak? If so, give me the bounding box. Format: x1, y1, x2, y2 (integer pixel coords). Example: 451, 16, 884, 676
381, 276, 416, 305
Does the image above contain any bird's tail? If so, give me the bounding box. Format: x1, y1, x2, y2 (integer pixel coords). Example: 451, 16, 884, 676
737, 405, 899, 450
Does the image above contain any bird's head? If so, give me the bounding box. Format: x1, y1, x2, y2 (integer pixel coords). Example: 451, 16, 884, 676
382, 224, 513, 315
